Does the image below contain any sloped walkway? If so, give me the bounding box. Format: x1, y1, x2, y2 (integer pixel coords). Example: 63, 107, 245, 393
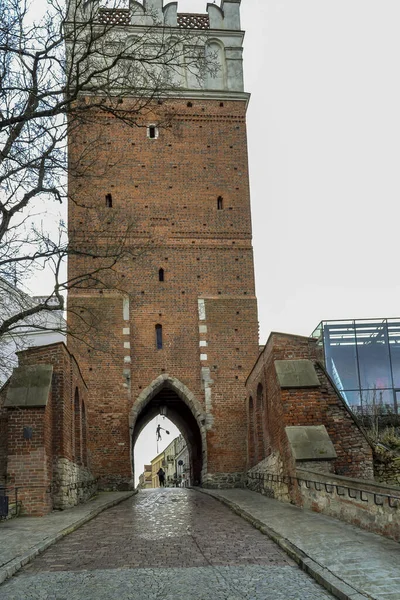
0, 491, 135, 585
198, 488, 400, 600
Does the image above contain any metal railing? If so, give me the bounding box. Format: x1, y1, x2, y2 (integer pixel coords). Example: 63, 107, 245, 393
246, 472, 400, 509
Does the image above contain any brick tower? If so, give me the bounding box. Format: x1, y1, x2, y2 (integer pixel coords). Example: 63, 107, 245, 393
67, 0, 259, 489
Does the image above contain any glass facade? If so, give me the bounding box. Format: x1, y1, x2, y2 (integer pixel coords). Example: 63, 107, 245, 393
311, 319, 400, 415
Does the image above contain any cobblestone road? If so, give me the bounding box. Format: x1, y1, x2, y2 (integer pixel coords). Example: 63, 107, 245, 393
1, 489, 334, 599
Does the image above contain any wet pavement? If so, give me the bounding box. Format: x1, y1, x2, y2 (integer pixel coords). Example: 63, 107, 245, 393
199, 488, 400, 600
0, 488, 334, 599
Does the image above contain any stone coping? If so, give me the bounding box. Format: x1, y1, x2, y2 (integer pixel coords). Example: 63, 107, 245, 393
296, 468, 400, 494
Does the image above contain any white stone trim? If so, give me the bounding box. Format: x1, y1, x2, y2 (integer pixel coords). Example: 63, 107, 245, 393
198, 299, 206, 321
123, 296, 130, 321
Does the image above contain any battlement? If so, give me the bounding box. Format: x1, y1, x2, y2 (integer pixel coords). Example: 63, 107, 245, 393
67, 0, 245, 97
97, 9, 211, 29
93, 1, 241, 31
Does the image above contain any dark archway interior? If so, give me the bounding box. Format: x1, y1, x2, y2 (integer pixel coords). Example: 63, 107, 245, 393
132, 388, 203, 484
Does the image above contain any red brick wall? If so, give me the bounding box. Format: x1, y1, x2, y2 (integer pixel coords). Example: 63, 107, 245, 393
246, 333, 374, 480
203, 297, 259, 475
67, 293, 131, 487
67, 98, 260, 485
5, 343, 90, 514
6, 406, 52, 515
18, 343, 88, 465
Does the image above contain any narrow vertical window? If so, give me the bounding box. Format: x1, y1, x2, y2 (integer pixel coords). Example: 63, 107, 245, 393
159, 268, 164, 282
148, 125, 158, 139
217, 196, 223, 210
105, 193, 113, 207
156, 324, 163, 349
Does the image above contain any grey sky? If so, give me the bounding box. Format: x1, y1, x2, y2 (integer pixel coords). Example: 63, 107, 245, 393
242, 0, 400, 341
27, 0, 400, 469
134, 417, 180, 484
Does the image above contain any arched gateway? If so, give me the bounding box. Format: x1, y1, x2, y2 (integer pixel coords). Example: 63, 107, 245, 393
130, 375, 207, 484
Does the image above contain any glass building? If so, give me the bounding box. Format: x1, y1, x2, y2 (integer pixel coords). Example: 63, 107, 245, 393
311, 319, 400, 415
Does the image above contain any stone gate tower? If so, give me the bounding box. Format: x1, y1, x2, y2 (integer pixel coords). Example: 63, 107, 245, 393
67, 0, 259, 489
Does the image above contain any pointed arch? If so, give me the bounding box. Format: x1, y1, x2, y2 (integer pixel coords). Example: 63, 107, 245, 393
130, 374, 208, 482
131, 374, 206, 427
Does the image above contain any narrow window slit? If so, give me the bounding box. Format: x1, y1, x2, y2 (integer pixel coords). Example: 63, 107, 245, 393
217, 196, 223, 210
155, 324, 163, 350
105, 193, 112, 208
148, 125, 158, 139
159, 268, 164, 282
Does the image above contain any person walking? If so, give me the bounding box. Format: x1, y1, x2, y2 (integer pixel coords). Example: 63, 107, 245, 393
157, 467, 166, 487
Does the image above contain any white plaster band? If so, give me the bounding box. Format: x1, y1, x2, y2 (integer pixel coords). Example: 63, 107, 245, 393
198, 299, 206, 321
123, 297, 129, 321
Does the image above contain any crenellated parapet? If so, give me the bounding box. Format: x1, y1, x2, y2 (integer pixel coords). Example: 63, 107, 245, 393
131, 0, 241, 30
69, 0, 245, 96
86, 0, 241, 30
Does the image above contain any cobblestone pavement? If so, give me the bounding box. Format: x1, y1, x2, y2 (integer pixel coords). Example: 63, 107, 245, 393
0, 491, 134, 581
0, 489, 334, 599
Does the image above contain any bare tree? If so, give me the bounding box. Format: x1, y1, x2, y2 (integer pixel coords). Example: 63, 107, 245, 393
0, 0, 216, 378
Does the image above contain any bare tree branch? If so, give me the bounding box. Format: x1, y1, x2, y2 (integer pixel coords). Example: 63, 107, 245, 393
0, 0, 218, 381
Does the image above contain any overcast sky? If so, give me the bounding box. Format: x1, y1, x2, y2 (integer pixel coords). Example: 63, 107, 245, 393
240, 0, 400, 342
28, 0, 400, 473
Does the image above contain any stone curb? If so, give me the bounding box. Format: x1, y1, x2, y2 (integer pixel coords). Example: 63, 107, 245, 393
0, 490, 136, 586
196, 489, 372, 600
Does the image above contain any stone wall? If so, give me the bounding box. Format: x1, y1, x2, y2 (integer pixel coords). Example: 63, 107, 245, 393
296, 468, 400, 542
374, 447, 400, 486
246, 453, 291, 502
52, 458, 97, 509
202, 471, 244, 489
244, 464, 400, 542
